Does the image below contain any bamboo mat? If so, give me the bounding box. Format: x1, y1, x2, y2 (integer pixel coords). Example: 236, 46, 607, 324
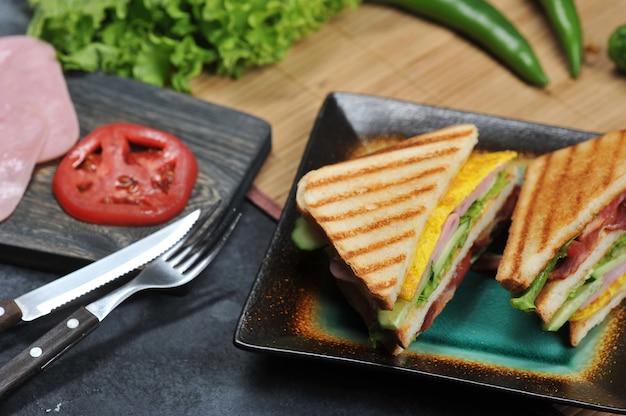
190, 2, 625, 415
190, 0, 626, 220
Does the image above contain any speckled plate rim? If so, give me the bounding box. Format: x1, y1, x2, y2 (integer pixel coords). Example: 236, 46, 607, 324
234, 92, 626, 414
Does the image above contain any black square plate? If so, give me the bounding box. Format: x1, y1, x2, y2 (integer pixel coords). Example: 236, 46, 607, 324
234, 92, 626, 414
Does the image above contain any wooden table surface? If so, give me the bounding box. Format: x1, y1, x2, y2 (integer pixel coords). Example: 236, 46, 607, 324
191, 0, 625, 220
190, 1, 625, 414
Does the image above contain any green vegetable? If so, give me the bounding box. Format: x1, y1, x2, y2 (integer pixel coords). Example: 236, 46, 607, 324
592, 234, 626, 279
291, 216, 327, 251
539, 0, 583, 78
26, 0, 359, 92
418, 219, 470, 304
377, 299, 411, 329
370, 0, 549, 86
608, 24, 626, 72
510, 239, 572, 312
542, 275, 603, 332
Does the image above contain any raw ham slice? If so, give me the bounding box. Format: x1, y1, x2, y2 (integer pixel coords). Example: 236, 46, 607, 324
0, 35, 79, 163
0, 103, 47, 221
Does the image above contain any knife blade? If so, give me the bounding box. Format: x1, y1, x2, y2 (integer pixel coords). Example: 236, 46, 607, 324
0, 209, 200, 332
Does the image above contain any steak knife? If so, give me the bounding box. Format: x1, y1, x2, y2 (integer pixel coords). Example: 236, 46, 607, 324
0, 209, 200, 332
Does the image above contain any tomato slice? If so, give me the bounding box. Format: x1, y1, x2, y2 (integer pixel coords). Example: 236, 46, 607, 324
53, 122, 198, 226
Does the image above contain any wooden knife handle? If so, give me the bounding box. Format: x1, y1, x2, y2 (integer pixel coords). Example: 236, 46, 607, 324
0, 299, 22, 332
0, 307, 100, 399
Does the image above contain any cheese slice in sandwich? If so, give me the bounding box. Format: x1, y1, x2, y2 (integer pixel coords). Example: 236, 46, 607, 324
295, 124, 521, 354
496, 129, 626, 346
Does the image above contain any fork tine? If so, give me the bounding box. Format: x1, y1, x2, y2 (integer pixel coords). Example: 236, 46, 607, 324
174, 208, 242, 277
169, 206, 228, 264
163, 201, 222, 262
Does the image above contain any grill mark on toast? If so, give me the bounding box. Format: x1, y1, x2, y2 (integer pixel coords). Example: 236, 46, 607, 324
307, 168, 443, 208
582, 136, 610, 198
313, 184, 436, 222
599, 132, 619, 187
509, 153, 552, 279
539, 148, 575, 248
369, 128, 475, 155
305, 147, 459, 189
563, 141, 593, 243
538, 137, 609, 252
352, 254, 406, 280
614, 131, 626, 182
328, 206, 425, 241
342, 229, 415, 259
308, 173, 438, 208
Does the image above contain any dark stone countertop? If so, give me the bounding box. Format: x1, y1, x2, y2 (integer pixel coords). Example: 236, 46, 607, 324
0, 201, 559, 416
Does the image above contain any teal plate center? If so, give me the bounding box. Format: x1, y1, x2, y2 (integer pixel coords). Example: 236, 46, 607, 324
316, 270, 602, 376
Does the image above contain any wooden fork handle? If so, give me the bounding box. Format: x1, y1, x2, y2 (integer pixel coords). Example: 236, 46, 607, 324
0, 307, 100, 399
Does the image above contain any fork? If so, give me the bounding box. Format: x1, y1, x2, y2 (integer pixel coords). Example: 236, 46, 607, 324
0, 205, 242, 399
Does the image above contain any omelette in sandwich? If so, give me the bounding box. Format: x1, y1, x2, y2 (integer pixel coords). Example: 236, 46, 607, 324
294, 124, 520, 354
496, 129, 626, 346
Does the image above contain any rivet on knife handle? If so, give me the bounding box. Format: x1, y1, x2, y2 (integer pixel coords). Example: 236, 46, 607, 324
0, 299, 22, 332
0, 307, 99, 400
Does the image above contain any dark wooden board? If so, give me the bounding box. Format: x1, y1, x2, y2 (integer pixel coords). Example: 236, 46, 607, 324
0, 71, 271, 271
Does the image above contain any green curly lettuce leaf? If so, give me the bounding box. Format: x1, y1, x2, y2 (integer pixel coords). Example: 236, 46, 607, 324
26, 0, 359, 92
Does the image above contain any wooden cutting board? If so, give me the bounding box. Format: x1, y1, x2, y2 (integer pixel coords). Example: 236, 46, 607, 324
189, 0, 626, 220
0, 2, 273, 271
0, 72, 271, 271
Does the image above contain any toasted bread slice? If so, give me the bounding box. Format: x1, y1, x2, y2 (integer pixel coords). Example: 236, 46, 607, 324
569, 283, 626, 346
296, 125, 478, 310
496, 130, 626, 294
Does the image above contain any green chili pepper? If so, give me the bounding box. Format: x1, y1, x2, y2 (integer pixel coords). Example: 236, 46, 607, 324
539, 0, 583, 78
371, 0, 549, 86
